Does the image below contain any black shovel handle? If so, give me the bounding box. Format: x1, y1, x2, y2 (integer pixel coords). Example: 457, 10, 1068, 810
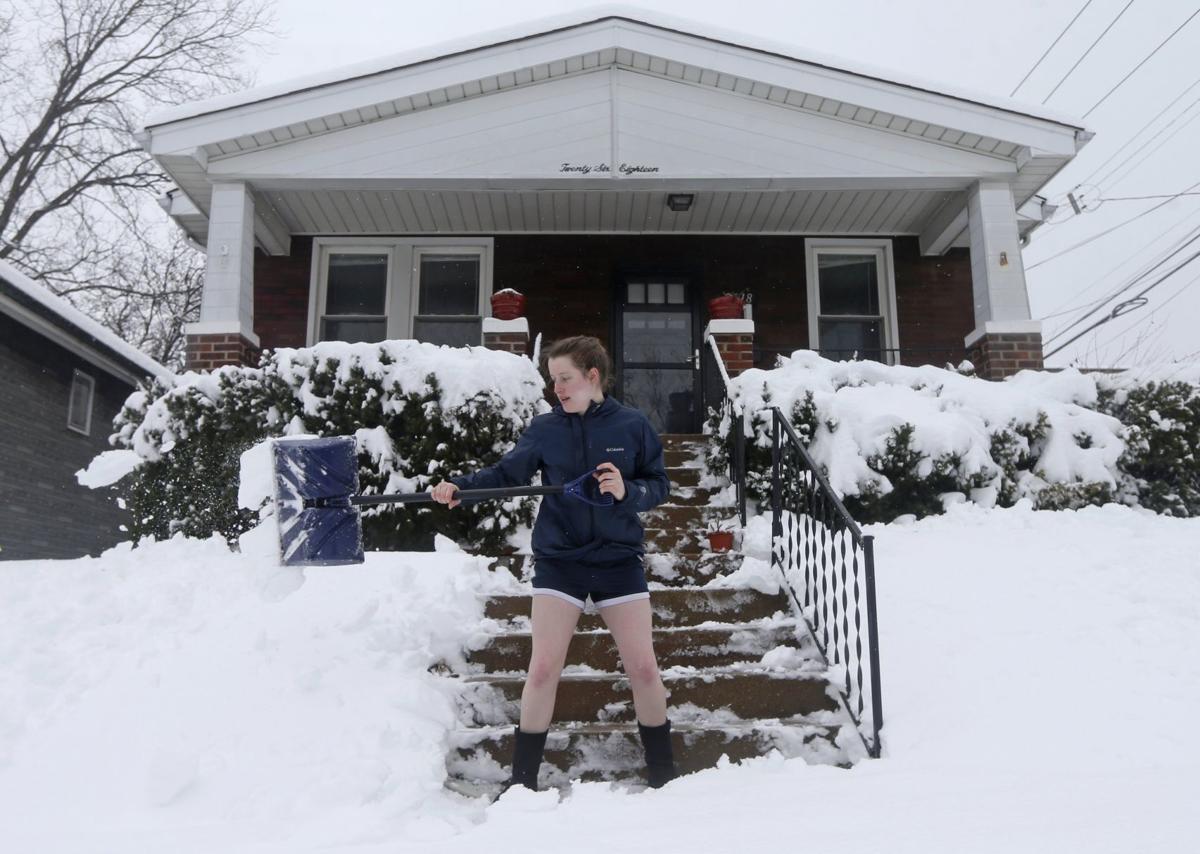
305, 484, 564, 509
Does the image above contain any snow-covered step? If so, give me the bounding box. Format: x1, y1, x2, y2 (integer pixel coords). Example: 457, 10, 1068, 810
665, 465, 702, 487
483, 586, 791, 629
486, 550, 746, 586
465, 620, 813, 672
455, 666, 837, 726
446, 719, 854, 789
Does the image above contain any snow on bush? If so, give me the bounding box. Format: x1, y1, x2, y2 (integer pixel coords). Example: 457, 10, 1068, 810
107, 341, 550, 552
708, 351, 1200, 522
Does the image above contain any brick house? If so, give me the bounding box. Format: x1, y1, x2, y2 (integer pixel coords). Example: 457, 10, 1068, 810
0, 261, 174, 560
138, 8, 1090, 434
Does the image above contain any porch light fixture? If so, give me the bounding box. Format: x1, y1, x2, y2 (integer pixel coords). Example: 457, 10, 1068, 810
666, 193, 694, 212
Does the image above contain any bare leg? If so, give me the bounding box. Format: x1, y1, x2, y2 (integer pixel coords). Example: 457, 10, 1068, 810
519, 593, 582, 731
599, 597, 668, 726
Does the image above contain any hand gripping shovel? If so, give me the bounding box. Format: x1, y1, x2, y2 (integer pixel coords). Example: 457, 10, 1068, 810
271, 435, 613, 567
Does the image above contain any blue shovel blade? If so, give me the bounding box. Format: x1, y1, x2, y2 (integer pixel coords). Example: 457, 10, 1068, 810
273, 436, 365, 566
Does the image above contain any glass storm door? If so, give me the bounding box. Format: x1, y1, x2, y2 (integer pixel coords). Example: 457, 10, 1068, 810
616, 277, 700, 434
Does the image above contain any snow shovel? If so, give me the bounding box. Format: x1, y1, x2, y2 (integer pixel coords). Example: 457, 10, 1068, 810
271, 435, 613, 567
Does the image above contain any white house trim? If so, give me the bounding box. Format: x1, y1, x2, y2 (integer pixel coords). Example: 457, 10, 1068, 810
805, 238, 900, 361
306, 236, 494, 347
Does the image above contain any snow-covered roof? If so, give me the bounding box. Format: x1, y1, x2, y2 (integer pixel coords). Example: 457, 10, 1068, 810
0, 259, 174, 385
144, 5, 1086, 131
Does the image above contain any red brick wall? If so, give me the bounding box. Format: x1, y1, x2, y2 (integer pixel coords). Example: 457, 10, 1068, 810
253, 237, 312, 349
249, 234, 978, 369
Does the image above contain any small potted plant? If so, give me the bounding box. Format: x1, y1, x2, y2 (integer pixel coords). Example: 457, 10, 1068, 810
705, 518, 739, 552
707, 292, 744, 320
490, 288, 527, 320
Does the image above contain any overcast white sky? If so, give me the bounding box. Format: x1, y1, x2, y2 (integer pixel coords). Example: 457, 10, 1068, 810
238, 0, 1200, 368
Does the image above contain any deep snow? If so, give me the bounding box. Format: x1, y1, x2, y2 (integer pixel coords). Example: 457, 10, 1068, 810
1, 501, 1198, 853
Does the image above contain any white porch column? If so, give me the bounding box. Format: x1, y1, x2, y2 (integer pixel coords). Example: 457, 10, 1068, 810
185, 182, 260, 370
964, 180, 1044, 379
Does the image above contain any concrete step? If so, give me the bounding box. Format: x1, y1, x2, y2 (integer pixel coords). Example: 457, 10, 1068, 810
465, 620, 811, 672
660, 433, 706, 450
456, 667, 837, 726
486, 549, 745, 586
666, 466, 702, 487
663, 447, 707, 468
645, 504, 738, 529
483, 586, 791, 629
446, 719, 852, 789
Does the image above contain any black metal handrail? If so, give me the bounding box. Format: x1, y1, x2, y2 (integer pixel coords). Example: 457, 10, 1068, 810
771, 407, 884, 759
704, 336, 747, 526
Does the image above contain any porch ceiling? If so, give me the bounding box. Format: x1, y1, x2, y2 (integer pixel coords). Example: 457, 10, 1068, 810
255, 187, 966, 236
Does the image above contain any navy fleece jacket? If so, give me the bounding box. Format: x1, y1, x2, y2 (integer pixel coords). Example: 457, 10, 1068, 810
450, 395, 671, 564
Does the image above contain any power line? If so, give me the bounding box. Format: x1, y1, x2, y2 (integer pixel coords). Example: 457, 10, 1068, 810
1103, 191, 1200, 201
1044, 225, 1200, 344
1043, 245, 1200, 358
1082, 7, 1200, 118
1037, 211, 1200, 320
1026, 177, 1200, 270
1010, 1, 1096, 97
1094, 97, 1200, 190
1042, 0, 1137, 105
1095, 270, 1200, 363
1076, 72, 1200, 187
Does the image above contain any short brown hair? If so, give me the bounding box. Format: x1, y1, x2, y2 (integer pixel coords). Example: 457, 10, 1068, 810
544, 335, 614, 391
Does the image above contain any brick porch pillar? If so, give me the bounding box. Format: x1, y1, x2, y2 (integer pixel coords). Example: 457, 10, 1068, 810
184, 332, 262, 372
705, 319, 756, 377
482, 317, 529, 356
966, 322, 1044, 380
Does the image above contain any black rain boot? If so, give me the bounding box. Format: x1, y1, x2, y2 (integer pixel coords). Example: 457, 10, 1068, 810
637, 719, 679, 789
497, 726, 548, 798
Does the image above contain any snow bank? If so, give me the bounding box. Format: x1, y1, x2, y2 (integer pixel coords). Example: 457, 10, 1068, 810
2, 503, 1198, 852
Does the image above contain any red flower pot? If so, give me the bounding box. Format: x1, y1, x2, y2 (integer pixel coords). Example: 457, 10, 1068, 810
707, 295, 744, 320
706, 530, 734, 552
491, 290, 527, 320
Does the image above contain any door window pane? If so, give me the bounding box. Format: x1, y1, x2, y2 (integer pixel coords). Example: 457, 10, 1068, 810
647, 282, 665, 304
667, 283, 685, 304
627, 282, 645, 303
623, 369, 694, 433
419, 254, 479, 315
623, 311, 691, 362
818, 319, 883, 360
326, 253, 388, 315
818, 254, 879, 315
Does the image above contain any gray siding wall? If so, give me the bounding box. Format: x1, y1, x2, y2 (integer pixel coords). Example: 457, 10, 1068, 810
0, 314, 136, 560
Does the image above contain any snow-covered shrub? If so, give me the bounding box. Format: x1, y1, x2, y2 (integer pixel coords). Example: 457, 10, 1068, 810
1094, 375, 1200, 517
112, 341, 549, 552
704, 351, 1172, 523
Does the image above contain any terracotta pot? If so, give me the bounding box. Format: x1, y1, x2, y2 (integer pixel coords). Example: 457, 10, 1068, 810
707, 295, 744, 320
706, 530, 734, 552
490, 291, 527, 320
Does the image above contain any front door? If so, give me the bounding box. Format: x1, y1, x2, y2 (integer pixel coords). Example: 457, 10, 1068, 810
615, 276, 700, 434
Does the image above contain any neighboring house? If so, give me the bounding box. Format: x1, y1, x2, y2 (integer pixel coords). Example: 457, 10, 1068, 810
0, 260, 174, 560
138, 6, 1091, 433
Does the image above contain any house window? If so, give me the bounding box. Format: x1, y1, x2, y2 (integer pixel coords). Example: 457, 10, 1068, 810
67, 370, 95, 435
806, 241, 898, 364
310, 238, 492, 346
320, 251, 390, 343
412, 251, 482, 347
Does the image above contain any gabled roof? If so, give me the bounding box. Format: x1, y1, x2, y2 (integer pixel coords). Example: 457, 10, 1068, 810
0, 260, 175, 386
139, 5, 1090, 251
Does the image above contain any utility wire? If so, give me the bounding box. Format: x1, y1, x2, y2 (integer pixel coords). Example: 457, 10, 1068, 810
1044, 225, 1200, 344
1076, 73, 1200, 187
1010, 1, 1096, 96
1096, 270, 1200, 363
1026, 177, 1200, 270
1044, 246, 1200, 358
1103, 191, 1200, 201
1042, 0, 1137, 105
1094, 98, 1200, 190
1037, 212, 1200, 320
1083, 7, 1200, 117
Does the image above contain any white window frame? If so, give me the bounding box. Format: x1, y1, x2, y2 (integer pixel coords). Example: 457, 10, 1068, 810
67, 369, 95, 436
805, 238, 899, 364
307, 237, 493, 346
